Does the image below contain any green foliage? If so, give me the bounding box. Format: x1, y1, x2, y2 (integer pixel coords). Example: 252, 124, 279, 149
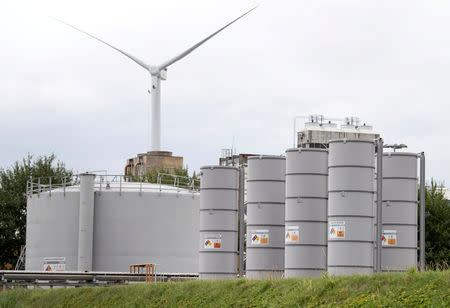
134, 167, 199, 189
0, 154, 72, 269
421, 180, 450, 268
0, 270, 449, 307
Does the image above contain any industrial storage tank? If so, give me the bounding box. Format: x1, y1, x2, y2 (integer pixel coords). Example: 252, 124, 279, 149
25, 174, 200, 274
285, 148, 328, 278
328, 139, 375, 275
380, 152, 418, 271
246, 155, 285, 279
199, 166, 238, 280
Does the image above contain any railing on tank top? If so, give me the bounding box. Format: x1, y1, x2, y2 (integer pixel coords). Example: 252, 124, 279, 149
26, 173, 200, 197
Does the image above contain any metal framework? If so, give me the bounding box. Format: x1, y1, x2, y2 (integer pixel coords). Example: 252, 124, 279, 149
129, 264, 156, 282
0, 271, 198, 291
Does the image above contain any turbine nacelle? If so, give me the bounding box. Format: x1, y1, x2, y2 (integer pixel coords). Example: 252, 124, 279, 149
149, 66, 167, 80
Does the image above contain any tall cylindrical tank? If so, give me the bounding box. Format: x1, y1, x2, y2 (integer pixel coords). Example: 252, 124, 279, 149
328, 140, 375, 275
199, 166, 238, 280
381, 152, 418, 271
285, 148, 328, 278
78, 173, 95, 272
246, 156, 285, 279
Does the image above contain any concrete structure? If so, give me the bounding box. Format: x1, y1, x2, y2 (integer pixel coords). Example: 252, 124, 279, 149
297, 115, 379, 149
125, 151, 183, 178
78, 174, 95, 271
246, 156, 285, 279
199, 166, 238, 280
328, 140, 375, 276
285, 148, 328, 278
26, 175, 199, 273
380, 152, 418, 271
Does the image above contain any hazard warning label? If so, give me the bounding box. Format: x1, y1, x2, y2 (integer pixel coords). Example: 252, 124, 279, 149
382, 230, 397, 246
203, 233, 222, 249
329, 221, 345, 239
285, 226, 299, 243
43, 257, 66, 272
251, 230, 269, 245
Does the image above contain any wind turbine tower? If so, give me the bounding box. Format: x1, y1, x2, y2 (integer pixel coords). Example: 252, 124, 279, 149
53, 7, 257, 161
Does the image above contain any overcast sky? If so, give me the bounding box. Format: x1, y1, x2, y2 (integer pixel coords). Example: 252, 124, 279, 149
1, 0, 449, 185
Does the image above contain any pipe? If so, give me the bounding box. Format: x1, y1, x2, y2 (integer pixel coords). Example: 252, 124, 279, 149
376, 138, 383, 273
238, 165, 245, 277
419, 152, 426, 271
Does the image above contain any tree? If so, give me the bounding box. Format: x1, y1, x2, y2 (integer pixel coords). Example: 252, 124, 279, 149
133, 167, 199, 189
0, 154, 72, 269
420, 180, 450, 268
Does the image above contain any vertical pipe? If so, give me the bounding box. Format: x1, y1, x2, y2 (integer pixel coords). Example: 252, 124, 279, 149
77, 173, 95, 272
419, 152, 426, 271
376, 138, 383, 273
293, 117, 296, 148
239, 165, 245, 277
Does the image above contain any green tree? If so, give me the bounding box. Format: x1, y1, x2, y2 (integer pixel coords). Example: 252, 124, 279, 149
420, 180, 450, 268
133, 167, 199, 189
0, 154, 72, 269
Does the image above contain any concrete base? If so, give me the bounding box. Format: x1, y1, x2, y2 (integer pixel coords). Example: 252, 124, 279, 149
328, 266, 373, 276
125, 151, 183, 177
284, 269, 325, 278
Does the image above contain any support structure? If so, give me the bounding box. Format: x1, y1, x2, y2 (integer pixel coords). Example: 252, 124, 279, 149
376, 138, 383, 273
77, 173, 95, 272
150, 75, 161, 151
238, 165, 245, 277
419, 152, 426, 271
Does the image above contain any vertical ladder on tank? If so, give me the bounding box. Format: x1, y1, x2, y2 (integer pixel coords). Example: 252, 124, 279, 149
15, 245, 26, 270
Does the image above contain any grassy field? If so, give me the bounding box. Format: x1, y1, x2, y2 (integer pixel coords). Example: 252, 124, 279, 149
0, 270, 449, 308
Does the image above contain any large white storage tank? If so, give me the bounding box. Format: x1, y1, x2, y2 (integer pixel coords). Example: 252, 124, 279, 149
26, 175, 200, 273
246, 156, 285, 279
199, 166, 238, 280
381, 152, 418, 271
285, 148, 328, 278
328, 139, 375, 275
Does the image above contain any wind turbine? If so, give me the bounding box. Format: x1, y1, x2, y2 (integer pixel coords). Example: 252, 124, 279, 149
52, 6, 257, 152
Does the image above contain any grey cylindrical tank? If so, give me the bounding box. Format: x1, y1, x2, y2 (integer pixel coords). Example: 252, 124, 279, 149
381, 153, 418, 271
285, 148, 328, 278
78, 173, 95, 272
199, 166, 238, 280
328, 140, 375, 275
246, 156, 285, 279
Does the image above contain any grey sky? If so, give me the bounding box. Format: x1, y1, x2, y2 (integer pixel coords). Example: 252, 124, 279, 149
0, 0, 449, 185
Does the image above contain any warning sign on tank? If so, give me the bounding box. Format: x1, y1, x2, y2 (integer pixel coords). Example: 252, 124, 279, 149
203, 233, 222, 249
382, 230, 397, 246
285, 226, 299, 243
43, 257, 66, 272
251, 230, 269, 245
329, 221, 345, 239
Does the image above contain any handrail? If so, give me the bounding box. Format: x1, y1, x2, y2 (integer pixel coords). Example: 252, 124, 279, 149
26, 173, 200, 197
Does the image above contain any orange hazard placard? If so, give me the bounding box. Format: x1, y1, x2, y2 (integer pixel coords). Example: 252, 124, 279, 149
251, 230, 269, 245
382, 230, 397, 246
285, 226, 299, 243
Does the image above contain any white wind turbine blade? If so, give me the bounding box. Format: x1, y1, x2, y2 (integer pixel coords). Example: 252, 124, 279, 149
51, 17, 149, 70
158, 5, 258, 70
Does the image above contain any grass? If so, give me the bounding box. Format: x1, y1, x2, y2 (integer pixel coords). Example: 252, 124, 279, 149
0, 270, 449, 308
